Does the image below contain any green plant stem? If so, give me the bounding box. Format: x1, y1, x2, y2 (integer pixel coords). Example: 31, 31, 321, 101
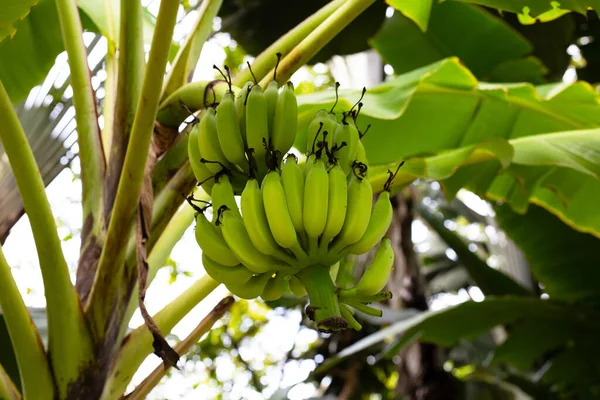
126, 296, 234, 400
296, 264, 346, 332
0, 246, 54, 399
105, 0, 145, 216
0, 364, 20, 400
258, 0, 376, 87
119, 186, 205, 339
55, 0, 105, 232
101, 43, 117, 157
232, 0, 346, 87
161, 0, 224, 101
0, 80, 93, 398
100, 275, 220, 400
86, 0, 181, 340
156, 80, 232, 127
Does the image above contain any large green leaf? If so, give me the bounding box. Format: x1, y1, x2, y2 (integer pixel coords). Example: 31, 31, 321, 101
495, 204, 600, 303
0, 0, 38, 41
372, 2, 545, 82
0, 0, 63, 103
386, 0, 434, 31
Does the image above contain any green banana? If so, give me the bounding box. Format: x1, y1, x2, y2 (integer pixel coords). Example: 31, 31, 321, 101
306, 110, 328, 154
344, 191, 392, 256
245, 85, 269, 172
270, 81, 297, 157
281, 155, 304, 234
210, 174, 241, 223
225, 272, 272, 300
202, 253, 253, 286
216, 91, 247, 168
264, 80, 279, 135
240, 178, 296, 264
303, 156, 329, 240
354, 139, 369, 171
262, 170, 299, 249
346, 237, 394, 296
320, 163, 347, 247
235, 81, 253, 148
329, 171, 373, 252
261, 272, 286, 301
194, 210, 239, 267
332, 118, 359, 174
339, 303, 362, 331
197, 108, 233, 173
288, 275, 307, 297
219, 207, 291, 274
188, 123, 215, 193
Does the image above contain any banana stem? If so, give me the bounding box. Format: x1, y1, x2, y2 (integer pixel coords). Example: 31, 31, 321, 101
296, 264, 347, 332
0, 364, 20, 400
342, 299, 383, 317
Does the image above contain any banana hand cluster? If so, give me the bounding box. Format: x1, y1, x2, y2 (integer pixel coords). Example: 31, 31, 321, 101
187, 66, 298, 195
189, 77, 401, 332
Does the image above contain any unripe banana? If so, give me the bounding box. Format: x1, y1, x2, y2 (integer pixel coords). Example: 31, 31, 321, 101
202, 253, 253, 286
262, 170, 299, 249
261, 272, 285, 301
339, 303, 362, 331
281, 155, 304, 234
264, 80, 279, 135
320, 163, 347, 247
241, 178, 296, 264
306, 110, 328, 154
355, 140, 369, 172
245, 85, 269, 172
349, 237, 394, 296
225, 272, 272, 300
270, 82, 297, 157
235, 81, 253, 148
194, 210, 239, 266
216, 91, 247, 167
303, 157, 329, 239
288, 275, 307, 297
197, 108, 233, 173
330, 172, 373, 252
219, 208, 290, 274
323, 113, 339, 151
344, 191, 392, 256
188, 123, 215, 193
333, 120, 359, 174
210, 174, 241, 223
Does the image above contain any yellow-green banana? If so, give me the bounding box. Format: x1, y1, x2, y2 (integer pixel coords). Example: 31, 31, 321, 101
355, 140, 368, 171
245, 85, 268, 172
225, 272, 272, 300
202, 253, 253, 286
344, 191, 392, 256
197, 108, 233, 173
333, 119, 359, 174
216, 91, 247, 167
270, 82, 297, 157
347, 237, 394, 296
262, 170, 299, 249
195, 210, 239, 266
330, 172, 372, 252
306, 110, 328, 154
235, 81, 253, 148
320, 163, 347, 247
261, 272, 286, 301
210, 174, 241, 223
264, 80, 279, 135
288, 275, 307, 297
281, 155, 304, 234
303, 157, 329, 239
241, 178, 296, 264
219, 208, 289, 274
188, 123, 214, 192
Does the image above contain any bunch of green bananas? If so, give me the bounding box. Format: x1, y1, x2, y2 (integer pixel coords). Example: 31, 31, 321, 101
187, 66, 298, 195
188, 74, 401, 332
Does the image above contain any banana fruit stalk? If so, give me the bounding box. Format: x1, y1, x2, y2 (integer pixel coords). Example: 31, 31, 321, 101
188, 73, 403, 332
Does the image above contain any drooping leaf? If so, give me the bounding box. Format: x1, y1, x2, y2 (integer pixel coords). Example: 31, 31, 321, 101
416, 204, 530, 296
495, 204, 600, 303
0, 0, 63, 103
0, 0, 39, 41
385, 0, 434, 31
452, 0, 599, 19
372, 2, 546, 82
